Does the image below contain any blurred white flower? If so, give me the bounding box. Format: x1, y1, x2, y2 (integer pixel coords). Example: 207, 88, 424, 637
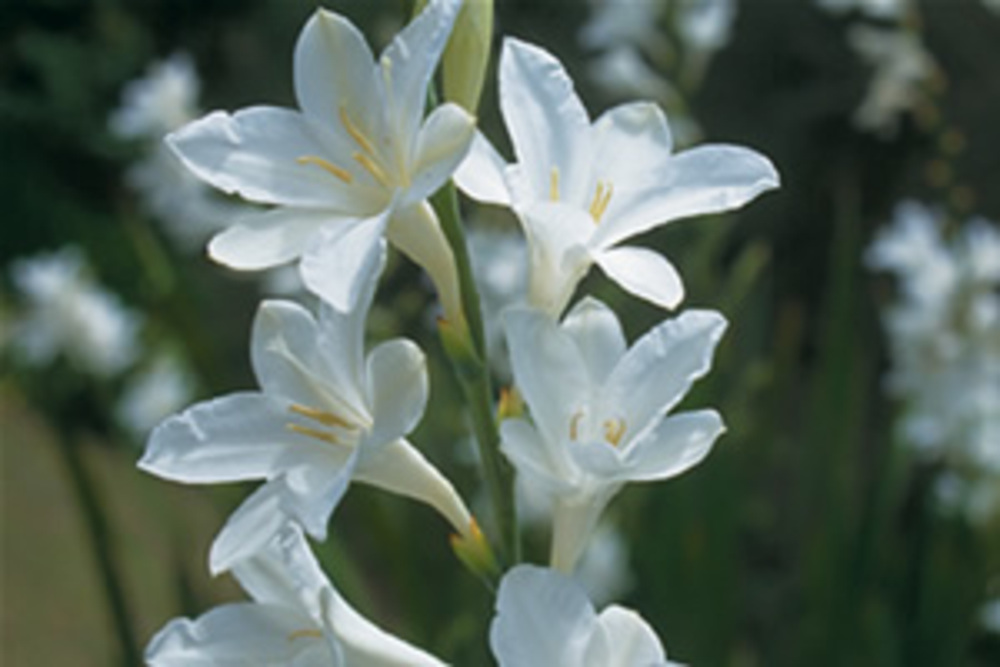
586, 46, 677, 105
849, 25, 936, 136
8, 247, 141, 377
579, 0, 669, 62
576, 520, 634, 606
109, 53, 200, 140
116, 353, 196, 440
817, 0, 911, 19
677, 0, 737, 54
502, 297, 726, 572
981, 597, 1000, 634
490, 564, 680, 666
868, 202, 1000, 520
146, 522, 446, 666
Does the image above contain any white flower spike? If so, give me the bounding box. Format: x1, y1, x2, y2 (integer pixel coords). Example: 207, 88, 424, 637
139, 254, 474, 574
455, 37, 778, 315
490, 564, 681, 667
502, 297, 727, 572
167, 0, 473, 323
146, 522, 447, 666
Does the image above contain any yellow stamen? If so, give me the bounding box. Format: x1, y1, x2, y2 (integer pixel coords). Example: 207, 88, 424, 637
603, 418, 626, 447
339, 106, 378, 158
569, 411, 583, 441
296, 156, 353, 184
289, 403, 352, 429
287, 628, 324, 642
549, 167, 560, 201
353, 151, 390, 187
287, 423, 339, 445
589, 181, 614, 223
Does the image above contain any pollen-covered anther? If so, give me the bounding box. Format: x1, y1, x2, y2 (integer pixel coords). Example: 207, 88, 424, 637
286, 403, 357, 446
287, 628, 324, 642
589, 181, 614, 223
296, 156, 353, 184
352, 151, 390, 187
339, 106, 378, 157
602, 418, 626, 447
549, 167, 560, 201
569, 410, 583, 441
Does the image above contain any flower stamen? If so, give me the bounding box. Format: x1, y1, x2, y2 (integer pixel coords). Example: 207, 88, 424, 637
549, 167, 560, 202
569, 410, 583, 441
289, 403, 353, 429
589, 181, 614, 223
296, 156, 353, 184
287, 423, 340, 444
352, 151, 390, 187
602, 418, 626, 447
339, 107, 378, 159
287, 628, 324, 642
286, 404, 358, 447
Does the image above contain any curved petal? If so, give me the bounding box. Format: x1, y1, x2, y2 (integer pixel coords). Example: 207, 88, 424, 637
381, 0, 462, 150
594, 245, 685, 310
139, 392, 301, 485
622, 410, 724, 482
404, 102, 476, 206
145, 603, 323, 666
364, 339, 428, 447
232, 523, 329, 611
520, 202, 595, 315
294, 9, 381, 128
504, 305, 589, 446
209, 482, 291, 576
589, 101, 673, 198
282, 459, 357, 541
591, 606, 668, 667
453, 130, 513, 206
491, 565, 595, 667
354, 438, 472, 536
299, 212, 389, 312
500, 38, 593, 205
550, 489, 618, 574
592, 143, 780, 249
560, 297, 626, 385
499, 417, 575, 497
207, 207, 334, 271
604, 309, 727, 431
167, 107, 357, 210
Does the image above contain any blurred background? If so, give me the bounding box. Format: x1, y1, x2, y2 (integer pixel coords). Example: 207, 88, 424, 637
2, 0, 999, 665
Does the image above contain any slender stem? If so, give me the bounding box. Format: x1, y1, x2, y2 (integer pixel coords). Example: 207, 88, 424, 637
56, 431, 142, 666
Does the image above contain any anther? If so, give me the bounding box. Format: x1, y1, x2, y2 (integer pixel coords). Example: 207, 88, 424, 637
352, 151, 390, 187
289, 404, 352, 429
602, 418, 626, 447
287, 629, 324, 642
296, 156, 353, 184
339, 106, 378, 158
549, 167, 560, 202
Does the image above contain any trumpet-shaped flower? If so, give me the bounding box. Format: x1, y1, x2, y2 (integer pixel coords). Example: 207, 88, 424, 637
146, 522, 446, 666
502, 297, 726, 572
167, 0, 473, 322
139, 256, 473, 574
455, 38, 778, 315
490, 564, 680, 667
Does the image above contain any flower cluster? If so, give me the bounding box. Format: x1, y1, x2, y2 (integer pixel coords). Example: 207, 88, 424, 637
138, 0, 777, 663
867, 201, 1000, 522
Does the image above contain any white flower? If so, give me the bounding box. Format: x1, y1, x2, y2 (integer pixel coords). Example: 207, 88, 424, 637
109, 53, 200, 140
575, 520, 634, 607
490, 564, 680, 667
146, 522, 446, 666
502, 297, 726, 572
167, 0, 474, 321
816, 0, 911, 19
139, 255, 473, 574
586, 46, 677, 106
8, 247, 141, 377
116, 353, 196, 440
455, 38, 778, 315
579, 0, 669, 62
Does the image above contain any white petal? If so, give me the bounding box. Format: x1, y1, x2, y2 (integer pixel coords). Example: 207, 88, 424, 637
591, 606, 668, 667
499, 418, 575, 497
404, 102, 476, 206
364, 339, 428, 447
299, 213, 389, 312
145, 603, 324, 666
504, 305, 589, 446
354, 438, 472, 536
294, 9, 381, 128
208, 207, 335, 271
520, 202, 595, 315
491, 565, 595, 667
139, 393, 301, 485
231, 523, 329, 612
589, 101, 673, 198
592, 144, 780, 249
560, 297, 627, 384
594, 245, 685, 310
282, 457, 357, 541
605, 309, 727, 431
167, 107, 357, 210
209, 482, 291, 576
623, 410, 724, 482
453, 130, 512, 206
381, 0, 462, 150
550, 490, 617, 574
500, 39, 593, 205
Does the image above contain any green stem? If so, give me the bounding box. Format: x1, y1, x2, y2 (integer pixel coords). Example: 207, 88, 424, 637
56, 431, 142, 666
431, 182, 519, 566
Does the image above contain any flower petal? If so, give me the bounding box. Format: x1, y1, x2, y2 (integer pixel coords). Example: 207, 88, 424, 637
231, 523, 329, 611
364, 339, 428, 447
520, 202, 595, 315
491, 565, 595, 667
550, 489, 618, 574
589, 101, 673, 197
560, 297, 627, 385
593, 245, 685, 310
209, 482, 292, 576
167, 107, 358, 210
381, 0, 462, 151
592, 143, 780, 249
591, 606, 669, 667
404, 102, 476, 206
622, 409, 724, 482
139, 392, 301, 485
453, 130, 513, 206
604, 309, 727, 432
500, 39, 592, 205
299, 212, 389, 312
294, 9, 381, 128
208, 207, 336, 270
500, 417, 575, 497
